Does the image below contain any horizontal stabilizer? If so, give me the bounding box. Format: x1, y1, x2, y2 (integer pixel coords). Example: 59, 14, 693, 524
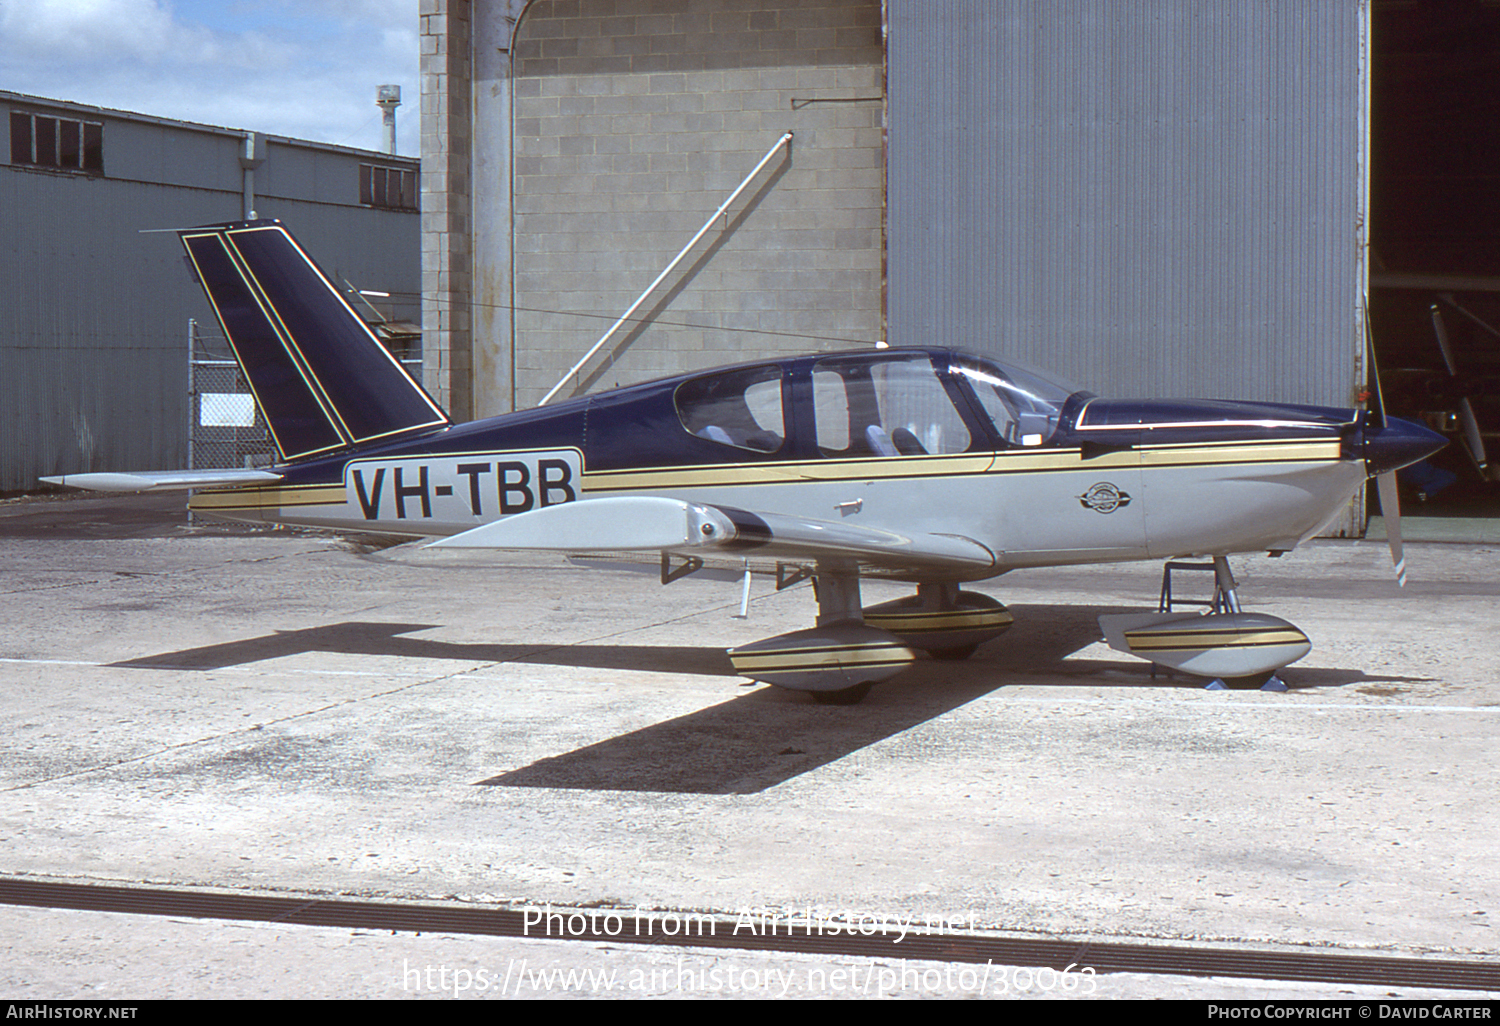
428, 496, 995, 575
40, 469, 284, 493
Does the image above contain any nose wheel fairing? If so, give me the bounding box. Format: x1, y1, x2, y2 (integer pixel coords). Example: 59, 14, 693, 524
1099, 556, 1312, 684
1098, 610, 1312, 680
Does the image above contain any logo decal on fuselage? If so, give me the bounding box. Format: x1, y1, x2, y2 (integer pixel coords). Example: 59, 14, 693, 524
1078, 481, 1132, 514
343, 450, 582, 523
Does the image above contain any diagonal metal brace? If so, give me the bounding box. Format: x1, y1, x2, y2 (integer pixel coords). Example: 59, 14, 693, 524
775, 562, 813, 591
660, 553, 704, 585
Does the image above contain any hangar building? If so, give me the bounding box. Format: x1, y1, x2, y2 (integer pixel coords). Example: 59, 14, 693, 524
419, 0, 1500, 530
1, 91, 420, 493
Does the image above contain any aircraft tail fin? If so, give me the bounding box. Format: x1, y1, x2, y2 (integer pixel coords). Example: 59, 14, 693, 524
180, 220, 448, 462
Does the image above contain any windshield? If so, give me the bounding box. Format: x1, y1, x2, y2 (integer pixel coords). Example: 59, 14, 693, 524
951, 357, 1088, 446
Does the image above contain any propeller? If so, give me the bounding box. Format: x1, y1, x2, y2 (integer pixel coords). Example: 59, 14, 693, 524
1375, 470, 1406, 588
1359, 298, 1452, 586
1429, 299, 1491, 479
1364, 302, 1407, 587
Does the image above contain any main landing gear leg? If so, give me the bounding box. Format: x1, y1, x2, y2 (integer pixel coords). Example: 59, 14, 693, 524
861, 582, 1014, 660
1213, 556, 1242, 614
809, 567, 877, 704
813, 567, 863, 626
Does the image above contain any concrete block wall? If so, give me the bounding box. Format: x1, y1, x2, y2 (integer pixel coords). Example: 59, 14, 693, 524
505, 0, 884, 409
420, 0, 475, 421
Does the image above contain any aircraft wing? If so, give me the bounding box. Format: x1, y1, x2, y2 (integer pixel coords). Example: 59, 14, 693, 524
426, 496, 996, 575
39, 469, 284, 492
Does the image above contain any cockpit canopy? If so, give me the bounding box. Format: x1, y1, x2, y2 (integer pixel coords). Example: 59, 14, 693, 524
463, 347, 1096, 474
670, 348, 1089, 461
810, 352, 975, 457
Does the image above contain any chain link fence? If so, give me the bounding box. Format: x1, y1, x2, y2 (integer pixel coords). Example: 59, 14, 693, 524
189, 320, 277, 472
188, 318, 424, 473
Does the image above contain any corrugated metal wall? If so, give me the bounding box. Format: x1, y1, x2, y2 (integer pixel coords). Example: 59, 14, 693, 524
1, 95, 420, 493
887, 0, 1365, 406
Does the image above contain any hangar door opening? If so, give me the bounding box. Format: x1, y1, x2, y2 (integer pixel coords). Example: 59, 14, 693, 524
1371, 0, 1500, 522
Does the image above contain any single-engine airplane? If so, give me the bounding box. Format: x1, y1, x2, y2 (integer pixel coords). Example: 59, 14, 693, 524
44, 220, 1446, 703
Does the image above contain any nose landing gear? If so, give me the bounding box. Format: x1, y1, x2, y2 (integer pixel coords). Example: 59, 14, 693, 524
1099, 557, 1311, 687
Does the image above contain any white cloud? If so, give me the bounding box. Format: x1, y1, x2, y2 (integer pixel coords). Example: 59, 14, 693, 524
1, 0, 198, 62
0, 0, 420, 154
382, 24, 419, 60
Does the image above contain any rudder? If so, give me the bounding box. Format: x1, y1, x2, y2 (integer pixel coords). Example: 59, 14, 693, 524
180, 220, 448, 462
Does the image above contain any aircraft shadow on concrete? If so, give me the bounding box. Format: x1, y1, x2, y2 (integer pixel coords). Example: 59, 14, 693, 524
111, 604, 1426, 795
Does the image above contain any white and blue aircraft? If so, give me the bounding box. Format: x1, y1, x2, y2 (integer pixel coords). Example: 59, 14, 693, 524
44, 220, 1446, 703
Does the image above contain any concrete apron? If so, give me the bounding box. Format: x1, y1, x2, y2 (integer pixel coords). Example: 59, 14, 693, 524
2, 493, 1497, 994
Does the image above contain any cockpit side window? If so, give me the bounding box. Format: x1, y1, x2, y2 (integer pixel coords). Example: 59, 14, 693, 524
812, 354, 972, 457
673, 366, 786, 453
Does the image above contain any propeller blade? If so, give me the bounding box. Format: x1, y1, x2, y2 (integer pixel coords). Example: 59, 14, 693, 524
1431, 296, 1494, 481
1459, 397, 1490, 474
1430, 302, 1459, 377
1363, 296, 1387, 430
1376, 470, 1406, 588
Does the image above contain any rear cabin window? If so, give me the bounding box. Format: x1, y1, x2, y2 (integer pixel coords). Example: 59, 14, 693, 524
812, 354, 972, 457
674, 366, 785, 453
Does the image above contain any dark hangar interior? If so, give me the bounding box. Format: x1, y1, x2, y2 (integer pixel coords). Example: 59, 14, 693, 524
1372, 0, 1500, 516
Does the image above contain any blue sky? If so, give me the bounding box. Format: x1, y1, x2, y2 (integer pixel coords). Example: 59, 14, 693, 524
0, 0, 420, 155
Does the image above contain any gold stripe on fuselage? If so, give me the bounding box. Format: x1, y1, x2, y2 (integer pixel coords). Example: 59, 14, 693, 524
183, 437, 1344, 513
582, 453, 998, 493
583, 438, 1340, 493
188, 484, 344, 512
1137, 439, 1343, 468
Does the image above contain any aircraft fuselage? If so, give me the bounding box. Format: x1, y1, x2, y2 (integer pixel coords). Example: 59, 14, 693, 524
45, 220, 1450, 698
189, 350, 1389, 578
